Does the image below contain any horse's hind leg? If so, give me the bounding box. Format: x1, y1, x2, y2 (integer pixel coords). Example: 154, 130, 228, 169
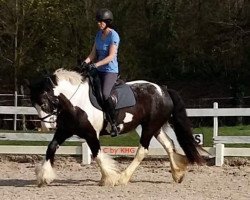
118, 126, 151, 185
118, 144, 149, 185
156, 125, 188, 183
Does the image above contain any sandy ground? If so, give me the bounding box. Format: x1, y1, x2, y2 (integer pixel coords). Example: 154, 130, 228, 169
0, 156, 249, 200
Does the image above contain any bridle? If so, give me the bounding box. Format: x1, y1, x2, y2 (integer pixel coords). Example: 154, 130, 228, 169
38, 95, 59, 124
38, 112, 57, 123
38, 76, 82, 123
36, 76, 58, 123
38, 92, 58, 123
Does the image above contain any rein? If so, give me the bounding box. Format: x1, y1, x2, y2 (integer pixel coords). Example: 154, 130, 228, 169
69, 82, 82, 101
38, 112, 57, 123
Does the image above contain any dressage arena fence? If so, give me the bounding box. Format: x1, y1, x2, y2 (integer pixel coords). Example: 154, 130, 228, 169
0, 102, 250, 166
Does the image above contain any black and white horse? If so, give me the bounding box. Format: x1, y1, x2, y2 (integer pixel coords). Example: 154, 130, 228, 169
29, 68, 204, 187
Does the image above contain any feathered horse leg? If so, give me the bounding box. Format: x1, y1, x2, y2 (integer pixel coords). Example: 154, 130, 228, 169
36, 94, 76, 187
156, 127, 188, 183
118, 145, 148, 185
94, 151, 121, 186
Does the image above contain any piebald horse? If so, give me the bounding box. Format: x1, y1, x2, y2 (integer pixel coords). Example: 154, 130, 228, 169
29, 68, 204, 187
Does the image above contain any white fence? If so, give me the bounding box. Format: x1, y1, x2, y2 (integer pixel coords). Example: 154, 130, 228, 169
0, 92, 29, 130
0, 102, 250, 166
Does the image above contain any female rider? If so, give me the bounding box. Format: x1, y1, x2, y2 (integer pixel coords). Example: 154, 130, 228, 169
83, 8, 120, 137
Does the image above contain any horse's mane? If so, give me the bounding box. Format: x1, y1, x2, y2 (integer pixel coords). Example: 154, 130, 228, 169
54, 68, 84, 85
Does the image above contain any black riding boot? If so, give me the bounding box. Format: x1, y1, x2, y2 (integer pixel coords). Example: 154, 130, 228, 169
104, 97, 119, 137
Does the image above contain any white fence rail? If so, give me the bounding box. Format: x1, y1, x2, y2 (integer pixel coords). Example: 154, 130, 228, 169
0, 132, 92, 165
0, 102, 250, 166
0, 106, 38, 131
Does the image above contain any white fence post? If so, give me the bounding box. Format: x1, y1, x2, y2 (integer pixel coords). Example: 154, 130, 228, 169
81, 142, 91, 165
14, 91, 18, 131
215, 143, 224, 166
213, 102, 225, 166
213, 102, 218, 146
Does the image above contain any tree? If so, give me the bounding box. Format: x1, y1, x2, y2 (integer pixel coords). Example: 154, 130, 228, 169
0, 0, 249, 95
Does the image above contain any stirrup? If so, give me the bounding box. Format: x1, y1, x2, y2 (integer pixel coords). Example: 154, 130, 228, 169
110, 124, 119, 137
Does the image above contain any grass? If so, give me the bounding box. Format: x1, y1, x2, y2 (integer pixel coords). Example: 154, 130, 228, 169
100, 131, 139, 146
101, 125, 250, 147
0, 125, 250, 147
0, 130, 139, 146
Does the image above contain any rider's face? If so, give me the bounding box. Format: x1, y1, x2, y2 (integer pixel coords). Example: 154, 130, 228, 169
97, 21, 106, 30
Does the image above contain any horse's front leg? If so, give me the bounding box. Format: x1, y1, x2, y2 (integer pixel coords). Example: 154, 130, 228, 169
35, 140, 57, 187
95, 150, 121, 186
35, 130, 67, 187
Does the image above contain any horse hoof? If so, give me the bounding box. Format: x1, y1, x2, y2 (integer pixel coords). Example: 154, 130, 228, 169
174, 174, 185, 183
99, 173, 120, 186
37, 181, 47, 187
118, 180, 129, 186
117, 172, 130, 185
35, 160, 56, 187
172, 171, 185, 183
99, 179, 116, 187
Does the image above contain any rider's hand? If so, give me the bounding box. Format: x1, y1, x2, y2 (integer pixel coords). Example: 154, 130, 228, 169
80, 61, 88, 70
87, 63, 97, 71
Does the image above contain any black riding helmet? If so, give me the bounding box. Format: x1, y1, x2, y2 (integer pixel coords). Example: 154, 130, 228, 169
96, 8, 113, 27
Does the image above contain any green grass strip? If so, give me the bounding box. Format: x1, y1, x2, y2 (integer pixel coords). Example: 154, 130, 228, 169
0, 125, 250, 147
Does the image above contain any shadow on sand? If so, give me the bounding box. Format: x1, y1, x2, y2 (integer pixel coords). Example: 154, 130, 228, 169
0, 178, 101, 187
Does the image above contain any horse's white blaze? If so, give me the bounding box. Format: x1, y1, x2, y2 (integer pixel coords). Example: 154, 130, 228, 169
35, 159, 56, 186
123, 112, 133, 123
95, 151, 120, 186
127, 80, 163, 96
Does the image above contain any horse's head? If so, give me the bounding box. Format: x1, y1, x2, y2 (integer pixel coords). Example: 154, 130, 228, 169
29, 75, 59, 114
29, 68, 85, 114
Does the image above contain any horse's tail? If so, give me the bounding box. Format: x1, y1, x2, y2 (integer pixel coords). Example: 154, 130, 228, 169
167, 88, 204, 164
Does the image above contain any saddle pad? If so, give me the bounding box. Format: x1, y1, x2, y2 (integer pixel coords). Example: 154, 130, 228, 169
89, 83, 136, 110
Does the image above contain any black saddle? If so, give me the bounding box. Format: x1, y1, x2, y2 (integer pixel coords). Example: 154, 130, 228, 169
88, 72, 136, 111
